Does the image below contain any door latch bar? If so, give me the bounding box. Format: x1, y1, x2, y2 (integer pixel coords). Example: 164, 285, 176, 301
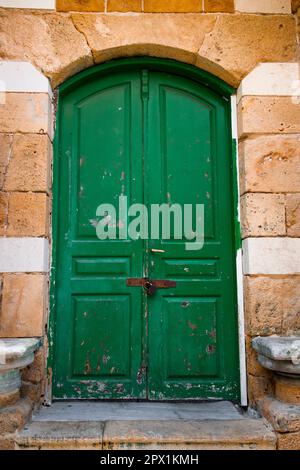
127, 278, 176, 296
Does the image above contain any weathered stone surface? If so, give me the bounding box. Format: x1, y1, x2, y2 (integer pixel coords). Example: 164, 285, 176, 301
292, 0, 300, 12
0, 93, 51, 135
0, 390, 20, 408
16, 421, 104, 450
238, 97, 300, 137
0, 11, 296, 87
107, 0, 142, 12
0, 339, 41, 369
0, 436, 15, 450
72, 13, 217, 67
248, 375, 274, 406
0, 10, 93, 87
103, 419, 276, 449
257, 354, 300, 375
0, 134, 13, 190
246, 336, 270, 377
4, 134, 51, 193
7, 192, 49, 237
144, 0, 202, 12
239, 135, 300, 194
57, 0, 105, 12
286, 194, 300, 237
235, 0, 291, 14
0, 275, 46, 338
253, 335, 300, 361
198, 14, 296, 86
0, 399, 32, 434
22, 348, 45, 385
259, 396, 300, 433
21, 382, 43, 404
277, 431, 300, 449
0, 191, 8, 236
275, 375, 300, 405
241, 193, 285, 237
204, 0, 234, 13
244, 276, 300, 336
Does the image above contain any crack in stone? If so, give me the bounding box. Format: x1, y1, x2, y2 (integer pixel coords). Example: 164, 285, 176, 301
71, 15, 95, 65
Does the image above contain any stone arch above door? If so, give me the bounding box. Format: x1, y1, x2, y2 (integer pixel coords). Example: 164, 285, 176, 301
0, 9, 296, 88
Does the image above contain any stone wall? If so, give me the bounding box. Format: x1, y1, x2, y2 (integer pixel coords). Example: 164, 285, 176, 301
0, 1, 299, 445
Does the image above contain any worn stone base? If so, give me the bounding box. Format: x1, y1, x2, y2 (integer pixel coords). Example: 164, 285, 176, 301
14, 418, 276, 450
258, 396, 300, 450
0, 398, 33, 449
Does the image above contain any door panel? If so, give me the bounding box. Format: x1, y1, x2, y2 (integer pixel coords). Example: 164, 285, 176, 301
53, 72, 146, 399
147, 72, 239, 400
53, 65, 240, 401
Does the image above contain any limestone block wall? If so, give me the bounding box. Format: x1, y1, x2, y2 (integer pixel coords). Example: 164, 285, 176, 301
0, 0, 299, 414
237, 60, 300, 405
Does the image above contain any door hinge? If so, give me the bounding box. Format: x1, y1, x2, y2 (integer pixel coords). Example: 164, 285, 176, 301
141, 69, 149, 100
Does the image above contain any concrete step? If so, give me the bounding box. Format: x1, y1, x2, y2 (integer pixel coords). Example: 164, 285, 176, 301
15, 418, 276, 450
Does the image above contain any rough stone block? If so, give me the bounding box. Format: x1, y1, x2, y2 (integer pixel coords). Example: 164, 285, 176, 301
107, 0, 142, 11
198, 14, 296, 86
277, 431, 300, 449
235, 0, 291, 14
0, 399, 32, 435
0, 274, 46, 338
16, 421, 104, 450
0, 390, 20, 408
238, 97, 300, 137
0, 93, 51, 135
144, 0, 202, 12
72, 13, 217, 66
241, 193, 286, 237
7, 192, 49, 237
259, 396, 300, 433
4, 134, 51, 193
103, 419, 276, 449
56, 0, 105, 12
204, 0, 234, 12
0, 436, 15, 450
0, 10, 93, 87
247, 375, 274, 406
21, 382, 43, 404
22, 348, 45, 385
246, 336, 270, 377
0, 192, 8, 236
244, 276, 300, 336
243, 238, 300, 275
286, 194, 300, 237
275, 375, 300, 405
0, 134, 13, 190
238, 135, 300, 194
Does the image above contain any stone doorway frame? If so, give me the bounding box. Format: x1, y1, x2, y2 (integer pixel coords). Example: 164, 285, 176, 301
0, 44, 299, 409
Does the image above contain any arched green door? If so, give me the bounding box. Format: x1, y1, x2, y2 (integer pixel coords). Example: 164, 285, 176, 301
51, 60, 240, 401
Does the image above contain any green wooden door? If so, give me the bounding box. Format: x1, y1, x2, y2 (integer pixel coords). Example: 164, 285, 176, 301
52, 60, 240, 401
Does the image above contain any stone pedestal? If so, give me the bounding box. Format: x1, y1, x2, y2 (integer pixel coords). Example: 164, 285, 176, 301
252, 336, 300, 449
252, 336, 300, 405
0, 338, 41, 407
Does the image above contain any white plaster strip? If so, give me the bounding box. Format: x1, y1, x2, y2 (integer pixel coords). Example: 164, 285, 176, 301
235, 0, 291, 14
0, 238, 49, 273
231, 95, 247, 406
0, 61, 53, 98
243, 238, 300, 275
237, 63, 300, 103
0, 1, 55, 8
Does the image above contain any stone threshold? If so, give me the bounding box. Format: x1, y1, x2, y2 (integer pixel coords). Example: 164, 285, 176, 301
14, 401, 276, 450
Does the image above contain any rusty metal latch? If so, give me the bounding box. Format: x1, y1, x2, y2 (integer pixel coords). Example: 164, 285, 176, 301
127, 278, 176, 296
